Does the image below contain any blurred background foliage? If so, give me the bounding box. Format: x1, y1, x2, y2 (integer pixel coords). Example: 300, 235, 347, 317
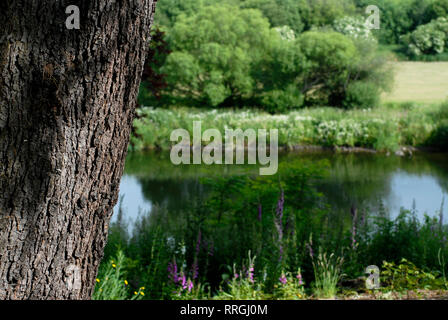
137, 0, 448, 112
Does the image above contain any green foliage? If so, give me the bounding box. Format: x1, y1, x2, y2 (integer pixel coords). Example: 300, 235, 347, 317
154, 0, 209, 28
343, 81, 381, 109
403, 17, 448, 56
147, 1, 392, 111
273, 270, 306, 299
438, 248, 448, 289
298, 0, 357, 31
92, 251, 144, 300
298, 31, 357, 106
381, 259, 439, 291
354, 0, 424, 44
423, 0, 448, 24
132, 101, 448, 152
98, 167, 448, 299
426, 101, 448, 150
162, 4, 279, 107
215, 253, 266, 300
260, 84, 304, 113
427, 119, 448, 150
146, 0, 448, 111
297, 31, 391, 108
240, 0, 305, 34
311, 250, 344, 298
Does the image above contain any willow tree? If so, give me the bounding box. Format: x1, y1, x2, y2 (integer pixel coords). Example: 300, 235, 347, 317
0, 0, 157, 299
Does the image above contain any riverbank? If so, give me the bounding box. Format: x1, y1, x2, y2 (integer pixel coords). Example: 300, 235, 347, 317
130, 102, 448, 153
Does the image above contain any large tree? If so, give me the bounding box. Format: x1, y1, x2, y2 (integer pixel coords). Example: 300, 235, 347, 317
0, 0, 156, 299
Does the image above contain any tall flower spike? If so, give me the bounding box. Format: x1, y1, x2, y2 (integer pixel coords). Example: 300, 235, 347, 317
279, 273, 287, 285
168, 260, 179, 283
191, 260, 199, 280
274, 189, 285, 262
276, 189, 284, 221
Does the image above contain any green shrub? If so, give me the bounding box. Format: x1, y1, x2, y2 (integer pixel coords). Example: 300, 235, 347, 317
426, 102, 448, 149
298, 31, 391, 108
423, 0, 448, 23
343, 81, 381, 109
298, 31, 357, 106
260, 85, 304, 113
273, 269, 306, 299
403, 17, 448, 56
381, 259, 439, 291
162, 4, 278, 107
214, 253, 267, 300
427, 120, 448, 150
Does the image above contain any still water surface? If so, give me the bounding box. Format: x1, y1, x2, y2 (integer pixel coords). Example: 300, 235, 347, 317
113, 151, 448, 226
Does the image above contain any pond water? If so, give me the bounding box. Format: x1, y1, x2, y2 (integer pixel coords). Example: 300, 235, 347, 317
113, 151, 448, 227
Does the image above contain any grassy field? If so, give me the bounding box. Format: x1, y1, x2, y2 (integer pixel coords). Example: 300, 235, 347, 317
383, 62, 448, 103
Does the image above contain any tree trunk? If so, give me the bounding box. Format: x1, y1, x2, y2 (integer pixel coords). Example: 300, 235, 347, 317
0, 0, 156, 299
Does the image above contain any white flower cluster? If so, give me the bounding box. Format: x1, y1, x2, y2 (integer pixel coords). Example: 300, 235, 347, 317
274, 25, 296, 42
333, 16, 377, 42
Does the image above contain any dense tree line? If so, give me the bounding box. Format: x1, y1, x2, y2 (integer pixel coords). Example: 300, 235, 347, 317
140, 0, 447, 112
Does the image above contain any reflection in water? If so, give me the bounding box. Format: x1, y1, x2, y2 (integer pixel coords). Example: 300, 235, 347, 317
113, 151, 448, 223
386, 173, 446, 215
115, 176, 152, 223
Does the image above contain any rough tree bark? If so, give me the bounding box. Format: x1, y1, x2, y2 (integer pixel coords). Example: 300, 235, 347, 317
0, 0, 156, 299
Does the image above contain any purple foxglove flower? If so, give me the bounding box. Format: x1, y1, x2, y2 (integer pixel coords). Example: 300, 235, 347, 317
276, 189, 284, 221
279, 274, 287, 285
187, 280, 194, 292
247, 266, 255, 283
296, 273, 303, 285
191, 260, 199, 280
168, 261, 179, 283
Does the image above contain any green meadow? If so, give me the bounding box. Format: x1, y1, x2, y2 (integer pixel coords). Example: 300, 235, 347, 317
383, 62, 448, 103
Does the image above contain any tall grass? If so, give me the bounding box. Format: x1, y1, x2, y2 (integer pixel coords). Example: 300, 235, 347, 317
92, 251, 144, 300
311, 251, 344, 299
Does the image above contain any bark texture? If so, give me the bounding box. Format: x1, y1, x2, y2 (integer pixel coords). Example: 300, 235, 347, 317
0, 0, 156, 299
